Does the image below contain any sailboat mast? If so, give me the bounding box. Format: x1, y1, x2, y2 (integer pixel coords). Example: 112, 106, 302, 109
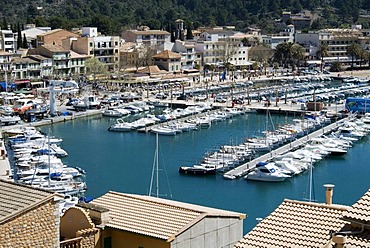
48, 134, 51, 188
309, 159, 313, 202
149, 133, 159, 197
155, 133, 159, 198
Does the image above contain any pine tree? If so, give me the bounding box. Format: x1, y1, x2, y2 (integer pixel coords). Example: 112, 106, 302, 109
17, 23, 22, 49
22, 34, 28, 48
2, 17, 8, 30
186, 24, 193, 40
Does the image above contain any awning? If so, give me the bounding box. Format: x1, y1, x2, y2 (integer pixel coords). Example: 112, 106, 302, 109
31, 81, 44, 85
14, 80, 30, 84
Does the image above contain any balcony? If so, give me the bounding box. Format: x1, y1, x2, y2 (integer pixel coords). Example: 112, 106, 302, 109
60, 237, 82, 248
53, 55, 70, 60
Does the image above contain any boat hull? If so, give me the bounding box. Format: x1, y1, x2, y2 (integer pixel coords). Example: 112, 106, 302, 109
179, 166, 216, 175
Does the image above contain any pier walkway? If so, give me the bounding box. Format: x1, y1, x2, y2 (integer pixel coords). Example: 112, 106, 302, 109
223, 116, 351, 179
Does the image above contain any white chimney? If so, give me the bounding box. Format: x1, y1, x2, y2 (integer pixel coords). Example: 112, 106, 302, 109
332, 234, 347, 248
324, 184, 335, 205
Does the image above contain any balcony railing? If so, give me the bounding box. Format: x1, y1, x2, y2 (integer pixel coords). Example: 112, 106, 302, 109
60, 237, 83, 248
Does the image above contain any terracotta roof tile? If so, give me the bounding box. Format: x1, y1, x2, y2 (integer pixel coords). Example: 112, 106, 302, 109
343, 189, 370, 223
152, 50, 181, 59
0, 179, 58, 224
42, 44, 70, 52
235, 199, 349, 248
91, 191, 245, 241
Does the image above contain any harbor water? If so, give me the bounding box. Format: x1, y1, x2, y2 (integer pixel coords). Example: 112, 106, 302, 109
40, 111, 370, 233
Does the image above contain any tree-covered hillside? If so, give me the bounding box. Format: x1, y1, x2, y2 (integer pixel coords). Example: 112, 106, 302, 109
0, 0, 369, 35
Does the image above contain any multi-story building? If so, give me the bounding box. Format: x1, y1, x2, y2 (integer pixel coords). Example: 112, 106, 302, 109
296, 28, 370, 66
70, 27, 120, 71
152, 50, 182, 73
281, 11, 312, 30
262, 25, 295, 49
36, 28, 79, 47
196, 33, 249, 68
119, 42, 139, 70
0, 30, 16, 53
11, 56, 41, 80
172, 40, 198, 69
28, 54, 54, 78
21, 27, 51, 48
0, 50, 12, 82
28, 44, 88, 79
121, 29, 171, 47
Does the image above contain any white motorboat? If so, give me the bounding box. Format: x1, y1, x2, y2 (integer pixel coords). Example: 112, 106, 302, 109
102, 109, 123, 117
108, 122, 134, 132
150, 126, 177, 136
0, 115, 21, 125
244, 162, 291, 182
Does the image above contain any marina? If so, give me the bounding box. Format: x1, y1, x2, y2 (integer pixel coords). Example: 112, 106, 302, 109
31, 108, 370, 233
1, 75, 370, 234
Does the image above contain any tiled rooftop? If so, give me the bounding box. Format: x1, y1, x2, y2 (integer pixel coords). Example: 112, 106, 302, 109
43, 44, 70, 52
91, 191, 245, 241
129, 30, 170, 35
235, 199, 349, 248
0, 179, 56, 224
343, 189, 370, 223
152, 50, 181, 59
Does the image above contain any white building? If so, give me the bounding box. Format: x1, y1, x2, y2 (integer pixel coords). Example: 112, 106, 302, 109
172, 40, 198, 69
263, 25, 295, 49
0, 30, 16, 53
121, 30, 171, 47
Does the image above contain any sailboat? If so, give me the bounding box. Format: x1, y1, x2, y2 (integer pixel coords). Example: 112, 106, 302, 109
303, 158, 316, 202
148, 133, 172, 198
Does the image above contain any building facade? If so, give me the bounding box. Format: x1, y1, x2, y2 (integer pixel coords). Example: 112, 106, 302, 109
0, 30, 16, 53
0, 180, 63, 247
70, 27, 120, 71
121, 29, 171, 47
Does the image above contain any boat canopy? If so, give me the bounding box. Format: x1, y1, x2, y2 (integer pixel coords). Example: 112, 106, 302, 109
256, 161, 268, 167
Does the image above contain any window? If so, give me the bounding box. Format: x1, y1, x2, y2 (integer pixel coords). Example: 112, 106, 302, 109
89, 42, 93, 47
104, 237, 112, 248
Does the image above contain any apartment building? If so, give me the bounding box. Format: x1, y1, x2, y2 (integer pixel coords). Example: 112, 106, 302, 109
0, 30, 16, 53
0, 50, 12, 81
70, 27, 120, 71
121, 29, 171, 47
21, 27, 51, 48
262, 25, 295, 49
36, 28, 79, 47
11, 56, 41, 80
152, 50, 182, 73
28, 44, 89, 79
172, 40, 198, 69
296, 28, 370, 65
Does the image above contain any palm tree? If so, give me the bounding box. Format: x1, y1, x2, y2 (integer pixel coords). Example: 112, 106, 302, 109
274, 42, 295, 69
358, 48, 369, 68
316, 43, 329, 72
291, 44, 305, 71
346, 43, 361, 70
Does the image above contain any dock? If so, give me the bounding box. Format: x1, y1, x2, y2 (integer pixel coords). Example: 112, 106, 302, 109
223, 116, 351, 179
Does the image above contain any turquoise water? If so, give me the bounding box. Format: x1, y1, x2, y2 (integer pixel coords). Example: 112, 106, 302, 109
41, 112, 370, 233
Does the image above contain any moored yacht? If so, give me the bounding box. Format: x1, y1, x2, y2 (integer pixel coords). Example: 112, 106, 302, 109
244, 162, 291, 182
